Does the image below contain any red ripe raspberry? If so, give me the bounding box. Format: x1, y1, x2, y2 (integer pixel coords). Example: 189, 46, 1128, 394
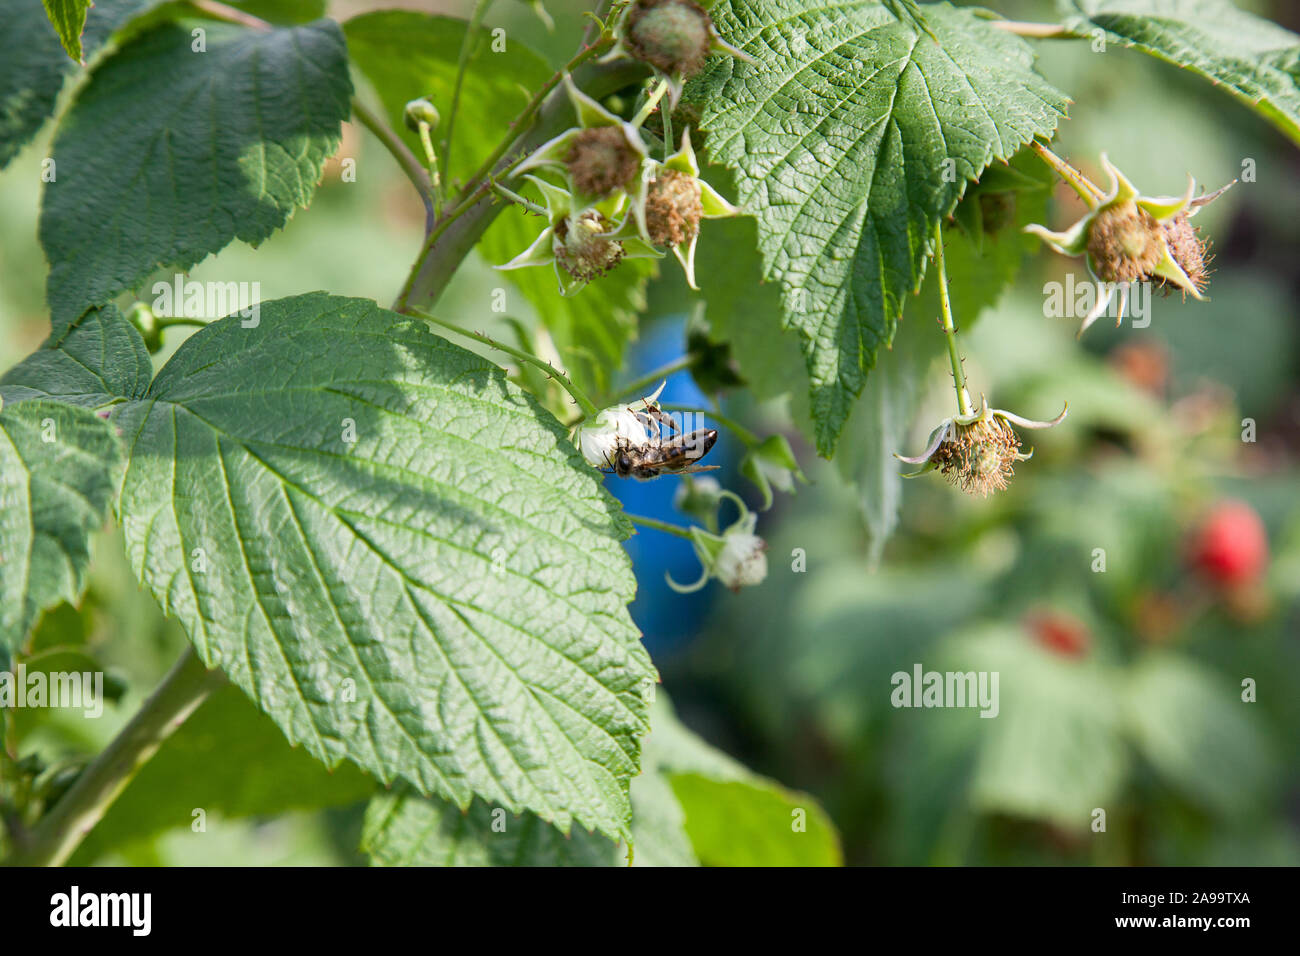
1189, 500, 1269, 587
1024, 610, 1090, 658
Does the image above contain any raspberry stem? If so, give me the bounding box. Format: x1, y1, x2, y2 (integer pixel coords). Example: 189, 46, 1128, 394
934, 222, 973, 417
632, 78, 672, 128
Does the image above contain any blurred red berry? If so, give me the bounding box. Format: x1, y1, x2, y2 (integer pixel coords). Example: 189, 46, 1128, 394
1189, 500, 1269, 587
1025, 609, 1090, 658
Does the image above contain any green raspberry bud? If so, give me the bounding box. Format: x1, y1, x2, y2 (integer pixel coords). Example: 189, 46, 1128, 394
403, 98, 440, 132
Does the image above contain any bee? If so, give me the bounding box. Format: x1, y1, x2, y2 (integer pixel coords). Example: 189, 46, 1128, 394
604, 403, 720, 480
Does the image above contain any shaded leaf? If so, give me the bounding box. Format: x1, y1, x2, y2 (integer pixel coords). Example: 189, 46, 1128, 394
0, 401, 124, 650
113, 293, 652, 840
41, 19, 352, 332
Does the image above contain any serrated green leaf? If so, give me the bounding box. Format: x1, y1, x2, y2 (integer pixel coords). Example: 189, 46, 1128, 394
480, 204, 658, 395
343, 11, 550, 188
670, 774, 842, 866
112, 293, 652, 841
71, 683, 375, 864
692, 0, 1068, 455
0, 401, 124, 650
1059, 0, 1300, 146
0, 0, 73, 168
362, 791, 618, 866
42, 0, 93, 62
41, 19, 352, 333
1, 304, 153, 409
361, 693, 840, 866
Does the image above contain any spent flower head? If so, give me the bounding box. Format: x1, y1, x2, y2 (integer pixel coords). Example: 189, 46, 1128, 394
896, 396, 1068, 497
517, 75, 648, 206
495, 175, 661, 295
1025, 153, 1233, 337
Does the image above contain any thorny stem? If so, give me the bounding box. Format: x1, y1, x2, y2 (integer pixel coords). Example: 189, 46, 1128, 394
410, 308, 601, 418
1031, 141, 1107, 206
934, 222, 973, 417
491, 181, 548, 217
352, 97, 435, 229
443, 0, 496, 188
628, 513, 696, 539
3, 648, 225, 867
632, 79, 671, 129
661, 403, 759, 448
393, 38, 629, 313
417, 121, 445, 214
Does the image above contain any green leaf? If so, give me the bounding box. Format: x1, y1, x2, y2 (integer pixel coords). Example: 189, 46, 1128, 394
480, 204, 658, 395
669, 774, 841, 866
362, 791, 617, 866
692, 0, 1067, 455
71, 683, 375, 864
1059, 0, 1300, 146
0, 0, 73, 168
1125, 653, 1276, 816
1, 304, 153, 409
343, 11, 550, 187
41, 19, 352, 333
42, 0, 93, 62
112, 293, 652, 841
360, 693, 841, 866
0, 401, 124, 650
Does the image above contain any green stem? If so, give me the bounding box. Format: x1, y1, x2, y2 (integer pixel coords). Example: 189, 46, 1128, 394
1031, 140, 1106, 206
154, 316, 210, 329
187, 0, 270, 29
392, 38, 624, 314
418, 121, 445, 214
442, 0, 495, 188
3, 648, 225, 867
933, 222, 972, 417
411, 308, 600, 418
661, 403, 759, 448
605, 355, 697, 406
992, 19, 1075, 39
662, 101, 674, 160
352, 97, 435, 226
628, 513, 696, 539
491, 181, 548, 217
631, 78, 670, 129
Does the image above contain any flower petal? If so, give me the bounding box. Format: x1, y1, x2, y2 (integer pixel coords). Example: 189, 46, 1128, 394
994, 403, 1068, 429
1137, 174, 1194, 221
894, 421, 952, 464
496, 226, 556, 270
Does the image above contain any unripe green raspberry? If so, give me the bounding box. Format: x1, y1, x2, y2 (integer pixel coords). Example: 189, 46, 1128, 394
625, 0, 714, 78
644, 169, 702, 247
1085, 201, 1162, 283
566, 127, 641, 198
